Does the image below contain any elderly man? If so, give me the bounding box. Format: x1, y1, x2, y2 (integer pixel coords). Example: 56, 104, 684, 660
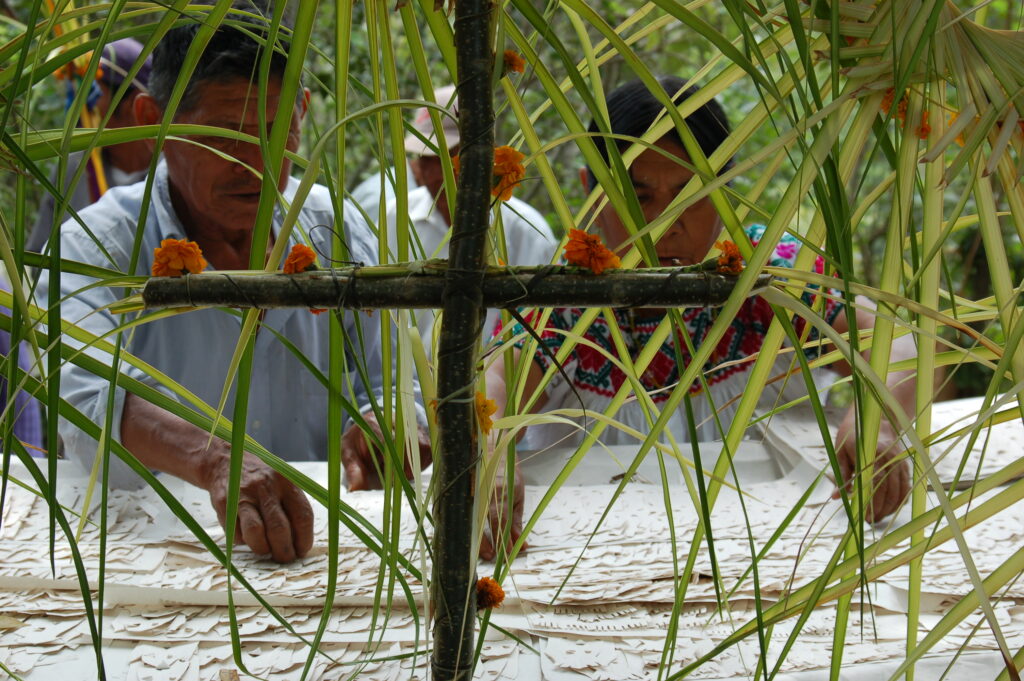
385, 85, 558, 350
31, 38, 154, 253
36, 2, 428, 562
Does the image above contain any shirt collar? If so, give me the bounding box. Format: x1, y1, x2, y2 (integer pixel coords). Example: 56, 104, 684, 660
152, 161, 188, 242
407, 185, 447, 228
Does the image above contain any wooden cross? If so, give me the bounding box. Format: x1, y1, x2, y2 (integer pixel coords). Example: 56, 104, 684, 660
142, 262, 769, 680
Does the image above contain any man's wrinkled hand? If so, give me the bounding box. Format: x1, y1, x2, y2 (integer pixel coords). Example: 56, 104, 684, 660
833, 411, 910, 523
480, 461, 526, 562
341, 415, 432, 491
203, 447, 314, 563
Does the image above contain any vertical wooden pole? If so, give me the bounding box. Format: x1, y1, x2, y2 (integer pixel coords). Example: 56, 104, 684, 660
431, 0, 494, 678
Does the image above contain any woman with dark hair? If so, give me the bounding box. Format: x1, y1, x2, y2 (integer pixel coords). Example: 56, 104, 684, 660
488, 77, 915, 524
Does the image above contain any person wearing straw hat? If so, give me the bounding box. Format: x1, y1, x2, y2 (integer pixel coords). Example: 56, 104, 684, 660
384, 84, 558, 352
30, 38, 153, 253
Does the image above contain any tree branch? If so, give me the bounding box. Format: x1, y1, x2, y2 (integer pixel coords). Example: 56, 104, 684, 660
141, 267, 772, 311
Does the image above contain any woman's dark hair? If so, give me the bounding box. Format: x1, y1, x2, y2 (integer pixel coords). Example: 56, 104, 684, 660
149, 0, 294, 113
586, 76, 732, 189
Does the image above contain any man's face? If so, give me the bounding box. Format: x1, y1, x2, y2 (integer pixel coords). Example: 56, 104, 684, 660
594, 136, 723, 267
410, 150, 459, 225
160, 78, 304, 235
410, 150, 458, 201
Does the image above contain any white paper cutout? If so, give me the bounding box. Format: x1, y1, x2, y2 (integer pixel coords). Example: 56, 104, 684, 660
3, 404, 1024, 681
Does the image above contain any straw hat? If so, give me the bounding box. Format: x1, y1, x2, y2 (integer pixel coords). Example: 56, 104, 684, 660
404, 85, 459, 156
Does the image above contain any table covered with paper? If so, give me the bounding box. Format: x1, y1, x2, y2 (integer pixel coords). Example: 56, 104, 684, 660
2, 395, 1024, 680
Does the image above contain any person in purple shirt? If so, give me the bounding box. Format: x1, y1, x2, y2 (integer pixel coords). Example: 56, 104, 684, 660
0, 299, 43, 453
30, 38, 153, 254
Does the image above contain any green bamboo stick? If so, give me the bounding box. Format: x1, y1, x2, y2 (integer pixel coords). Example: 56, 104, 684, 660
906, 80, 945, 681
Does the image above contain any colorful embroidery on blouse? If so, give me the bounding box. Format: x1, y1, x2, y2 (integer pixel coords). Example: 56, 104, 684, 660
508, 225, 843, 401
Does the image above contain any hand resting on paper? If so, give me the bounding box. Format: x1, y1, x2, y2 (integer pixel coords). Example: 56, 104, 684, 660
832, 410, 910, 524
121, 394, 315, 563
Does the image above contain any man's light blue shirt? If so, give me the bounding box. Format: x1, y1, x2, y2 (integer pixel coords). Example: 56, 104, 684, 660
36, 161, 400, 489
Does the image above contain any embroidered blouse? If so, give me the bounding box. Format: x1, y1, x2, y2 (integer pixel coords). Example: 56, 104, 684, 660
506, 225, 843, 452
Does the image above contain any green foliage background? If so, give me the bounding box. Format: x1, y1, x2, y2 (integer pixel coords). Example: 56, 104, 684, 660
4, 0, 1024, 678
6, 0, 1022, 399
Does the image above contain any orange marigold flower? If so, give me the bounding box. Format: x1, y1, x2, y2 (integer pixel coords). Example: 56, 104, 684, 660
283, 243, 318, 274
152, 238, 207, 277
880, 88, 895, 115
476, 576, 505, 610
492, 145, 525, 201
476, 391, 497, 435
493, 146, 524, 174
564, 228, 621, 275
915, 110, 931, 140
881, 89, 910, 125
896, 95, 908, 124
450, 147, 526, 201
715, 240, 744, 275
493, 168, 525, 201
503, 50, 526, 75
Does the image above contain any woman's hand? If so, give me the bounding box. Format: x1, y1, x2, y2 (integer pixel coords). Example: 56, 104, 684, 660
833, 408, 910, 523
480, 459, 526, 562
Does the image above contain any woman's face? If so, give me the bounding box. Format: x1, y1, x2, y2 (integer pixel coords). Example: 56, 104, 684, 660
592, 136, 723, 266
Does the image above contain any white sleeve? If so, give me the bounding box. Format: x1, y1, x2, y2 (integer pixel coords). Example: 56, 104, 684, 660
502, 198, 558, 266
34, 225, 145, 485
35, 223, 165, 489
